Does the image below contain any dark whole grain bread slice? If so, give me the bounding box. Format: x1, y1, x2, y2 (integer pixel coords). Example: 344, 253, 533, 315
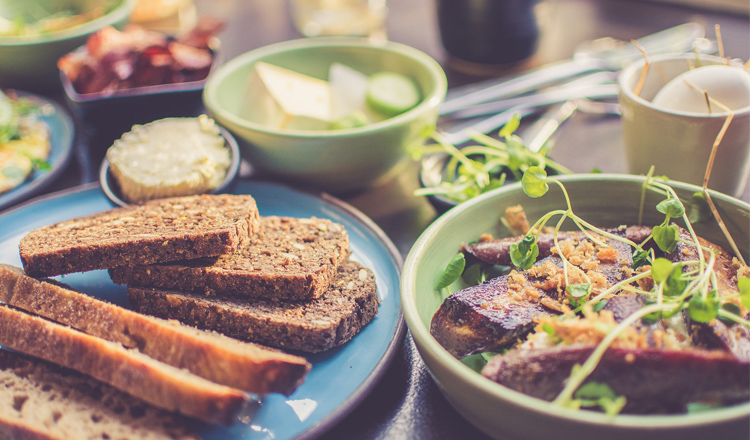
0, 349, 199, 440
0, 264, 310, 396
0, 304, 249, 425
128, 260, 379, 353
110, 216, 350, 300
19, 194, 259, 278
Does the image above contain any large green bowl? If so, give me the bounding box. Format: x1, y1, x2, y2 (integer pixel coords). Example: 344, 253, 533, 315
203, 37, 446, 193
0, 0, 136, 88
402, 174, 750, 440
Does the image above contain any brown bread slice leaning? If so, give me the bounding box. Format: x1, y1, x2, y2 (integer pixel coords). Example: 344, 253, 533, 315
111, 216, 350, 300
0, 349, 199, 440
129, 260, 379, 353
19, 194, 260, 278
0, 264, 310, 396
0, 305, 248, 425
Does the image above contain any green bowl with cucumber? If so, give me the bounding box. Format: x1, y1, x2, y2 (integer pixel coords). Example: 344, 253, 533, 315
203, 37, 447, 193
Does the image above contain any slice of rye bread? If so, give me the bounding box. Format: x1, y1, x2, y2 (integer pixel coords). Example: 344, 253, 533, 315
110, 216, 350, 300
0, 264, 311, 396
0, 350, 199, 440
128, 261, 379, 353
19, 194, 260, 278
0, 305, 249, 426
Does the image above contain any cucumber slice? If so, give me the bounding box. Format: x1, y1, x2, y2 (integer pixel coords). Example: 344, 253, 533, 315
366, 72, 421, 117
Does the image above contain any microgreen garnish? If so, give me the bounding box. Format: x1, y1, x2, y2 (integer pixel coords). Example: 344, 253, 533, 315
520, 166, 549, 198
652, 224, 679, 253
656, 197, 685, 219
567, 283, 591, 299
631, 249, 651, 270
411, 116, 572, 204
461, 262, 484, 286
687, 291, 720, 323
509, 235, 539, 270
436, 253, 466, 291
592, 299, 608, 313
718, 303, 742, 326
571, 382, 627, 417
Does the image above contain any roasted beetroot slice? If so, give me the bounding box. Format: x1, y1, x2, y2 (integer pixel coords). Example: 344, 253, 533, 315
482, 345, 750, 414
431, 274, 553, 358
462, 226, 649, 267
667, 228, 750, 360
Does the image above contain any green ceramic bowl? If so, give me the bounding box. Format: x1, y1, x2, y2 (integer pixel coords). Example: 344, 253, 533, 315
402, 174, 750, 440
0, 0, 135, 88
203, 37, 446, 193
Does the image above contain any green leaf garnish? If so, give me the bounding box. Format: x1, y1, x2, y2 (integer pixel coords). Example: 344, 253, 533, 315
687, 292, 720, 323
656, 198, 685, 219
509, 235, 539, 270
568, 297, 586, 309
521, 167, 548, 198
542, 323, 557, 336
567, 283, 591, 298
31, 158, 51, 171
461, 263, 484, 286
632, 249, 650, 270
592, 299, 608, 313
436, 253, 466, 290
573, 382, 627, 417
663, 262, 686, 297
650, 258, 674, 283
718, 303, 742, 326
652, 224, 679, 253
738, 277, 750, 309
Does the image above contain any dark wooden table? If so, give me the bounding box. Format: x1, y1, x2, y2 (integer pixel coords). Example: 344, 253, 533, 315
4, 1, 749, 439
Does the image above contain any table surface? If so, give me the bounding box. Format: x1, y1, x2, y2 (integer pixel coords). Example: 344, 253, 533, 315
3, 1, 750, 439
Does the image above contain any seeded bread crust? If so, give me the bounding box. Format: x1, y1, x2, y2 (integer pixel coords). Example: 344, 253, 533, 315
0, 264, 310, 396
0, 305, 248, 425
19, 194, 259, 278
128, 261, 379, 353
0, 350, 199, 440
111, 216, 350, 300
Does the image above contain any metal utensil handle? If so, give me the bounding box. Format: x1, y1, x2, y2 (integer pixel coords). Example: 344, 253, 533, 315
440, 22, 706, 116
440, 58, 603, 116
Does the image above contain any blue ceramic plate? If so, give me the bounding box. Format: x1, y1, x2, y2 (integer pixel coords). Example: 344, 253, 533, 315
0, 90, 74, 212
0, 181, 405, 440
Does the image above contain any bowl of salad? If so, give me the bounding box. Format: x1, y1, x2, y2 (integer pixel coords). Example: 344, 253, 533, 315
402, 172, 750, 440
203, 37, 447, 193
0, 0, 136, 88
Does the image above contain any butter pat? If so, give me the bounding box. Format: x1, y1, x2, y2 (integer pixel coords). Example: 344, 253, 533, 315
107, 116, 231, 203
241, 62, 333, 130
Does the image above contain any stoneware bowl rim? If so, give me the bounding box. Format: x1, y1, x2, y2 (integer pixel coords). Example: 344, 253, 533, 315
0, 0, 137, 46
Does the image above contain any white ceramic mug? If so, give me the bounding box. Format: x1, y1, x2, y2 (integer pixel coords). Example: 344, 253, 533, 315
618, 53, 750, 197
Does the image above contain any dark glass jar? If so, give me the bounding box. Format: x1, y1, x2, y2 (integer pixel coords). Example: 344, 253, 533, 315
436, 0, 540, 65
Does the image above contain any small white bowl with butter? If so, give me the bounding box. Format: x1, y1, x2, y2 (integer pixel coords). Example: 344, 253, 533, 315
100, 116, 241, 207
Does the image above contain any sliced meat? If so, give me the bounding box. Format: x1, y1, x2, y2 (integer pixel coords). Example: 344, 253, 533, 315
482, 345, 750, 414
